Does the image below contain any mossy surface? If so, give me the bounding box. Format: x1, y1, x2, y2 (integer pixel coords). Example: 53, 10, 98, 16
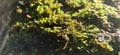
8, 0, 120, 55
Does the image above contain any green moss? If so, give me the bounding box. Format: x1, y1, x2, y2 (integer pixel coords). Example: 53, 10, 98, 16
10, 0, 120, 55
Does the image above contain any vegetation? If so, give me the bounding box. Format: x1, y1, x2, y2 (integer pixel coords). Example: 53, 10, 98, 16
7, 0, 120, 55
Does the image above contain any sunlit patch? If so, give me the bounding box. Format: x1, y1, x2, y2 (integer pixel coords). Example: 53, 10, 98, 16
26, 14, 32, 18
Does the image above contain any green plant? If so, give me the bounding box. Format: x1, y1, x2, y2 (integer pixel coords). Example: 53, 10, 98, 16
10, 0, 120, 55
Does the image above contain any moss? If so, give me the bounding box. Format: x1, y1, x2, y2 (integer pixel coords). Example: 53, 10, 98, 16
10, 0, 120, 55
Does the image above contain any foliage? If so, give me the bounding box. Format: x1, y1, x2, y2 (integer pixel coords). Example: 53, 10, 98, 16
10, 0, 120, 55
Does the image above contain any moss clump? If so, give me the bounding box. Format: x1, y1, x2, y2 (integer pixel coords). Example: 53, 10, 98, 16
9, 0, 120, 55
